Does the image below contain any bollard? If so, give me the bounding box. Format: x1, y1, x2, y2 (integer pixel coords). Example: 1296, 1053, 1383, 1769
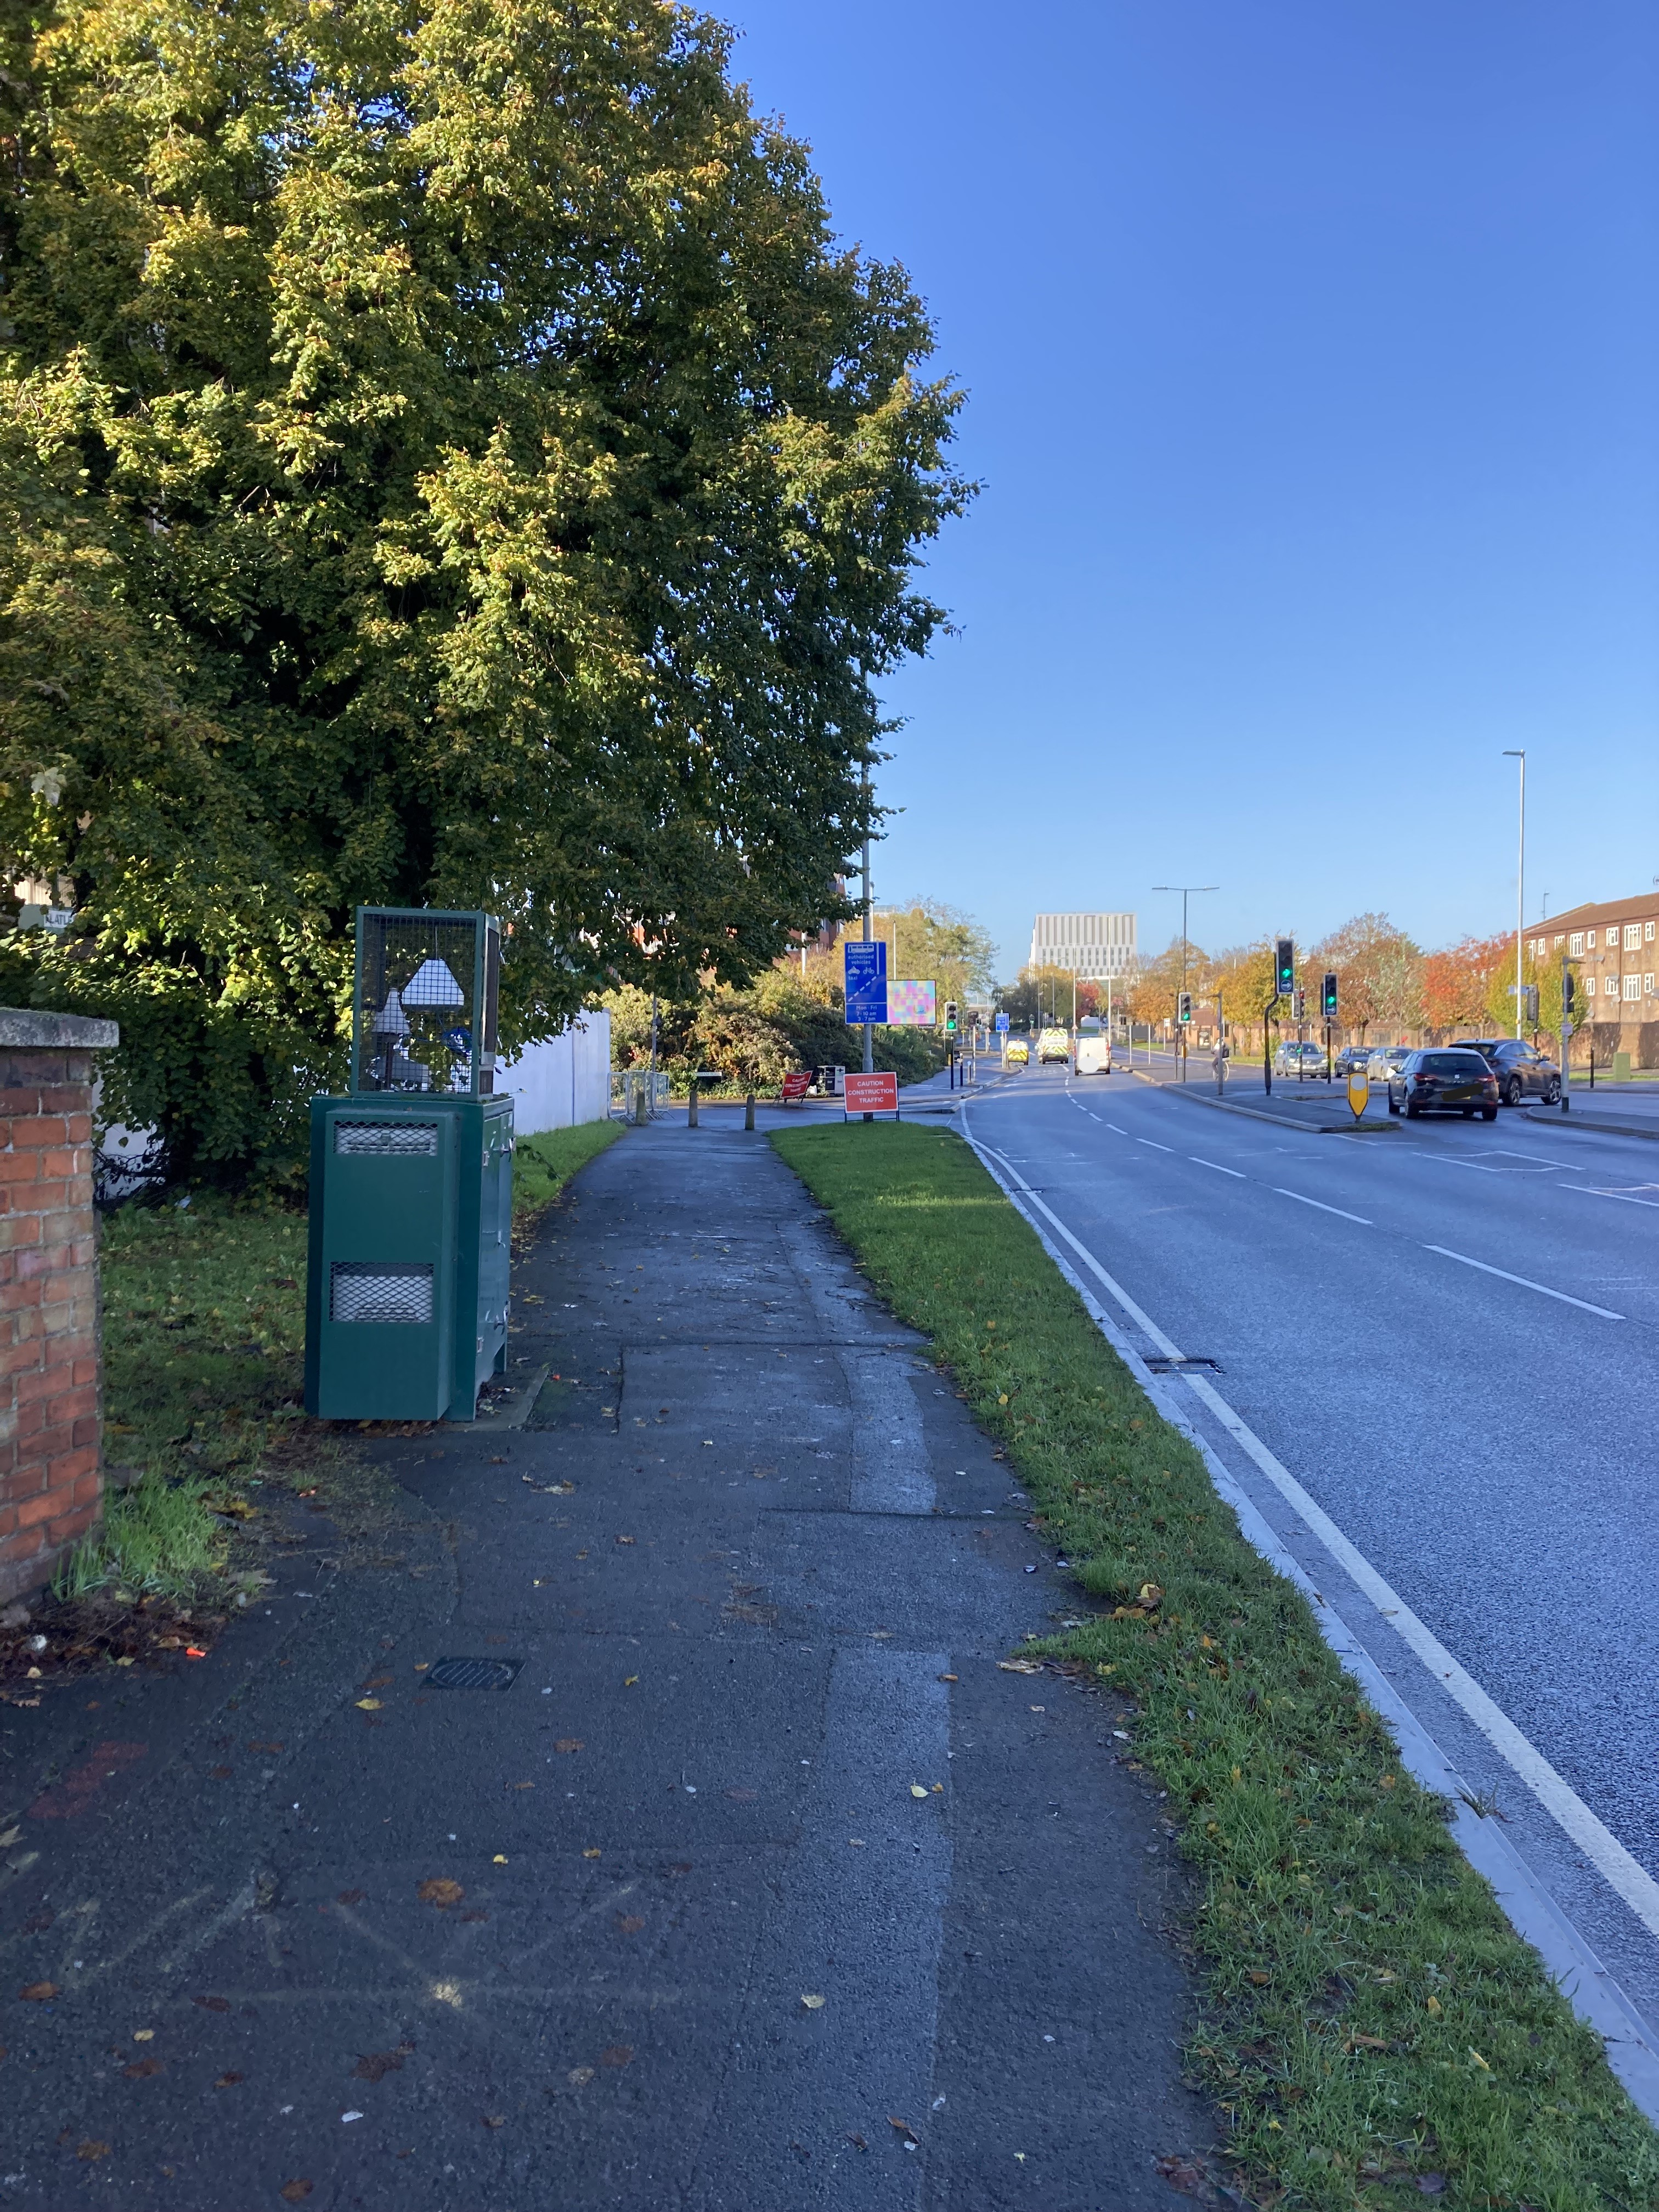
744, 1092, 755, 1131
687, 1085, 698, 1128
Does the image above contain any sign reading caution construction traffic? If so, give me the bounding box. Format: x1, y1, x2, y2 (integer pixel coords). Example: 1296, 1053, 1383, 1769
844, 940, 888, 1025
844, 1070, 899, 1116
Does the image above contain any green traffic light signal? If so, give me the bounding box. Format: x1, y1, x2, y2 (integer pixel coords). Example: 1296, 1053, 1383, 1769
1275, 938, 1295, 997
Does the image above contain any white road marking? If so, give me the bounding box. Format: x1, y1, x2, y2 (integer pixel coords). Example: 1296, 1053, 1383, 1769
1105, 1123, 1128, 1135
1189, 1157, 1245, 1178
964, 1126, 1659, 1960
1573, 1187, 1659, 1211
1137, 1139, 1173, 1154
1424, 1244, 1624, 1320
1272, 1188, 1372, 1225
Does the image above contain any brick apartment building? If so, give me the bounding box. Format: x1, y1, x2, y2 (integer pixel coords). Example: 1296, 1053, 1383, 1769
1533, 891, 1659, 1068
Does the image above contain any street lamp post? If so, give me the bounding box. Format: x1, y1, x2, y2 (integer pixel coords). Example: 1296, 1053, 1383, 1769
1152, 884, 1218, 1084
1503, 749, 1525, 1040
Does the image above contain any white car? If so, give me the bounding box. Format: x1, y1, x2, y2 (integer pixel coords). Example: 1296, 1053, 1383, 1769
1075, 1018, 1111, 1074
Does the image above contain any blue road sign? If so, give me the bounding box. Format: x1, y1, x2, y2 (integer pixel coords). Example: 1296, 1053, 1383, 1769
844, 940, 888, 1025
995, 1012, 1009, 1032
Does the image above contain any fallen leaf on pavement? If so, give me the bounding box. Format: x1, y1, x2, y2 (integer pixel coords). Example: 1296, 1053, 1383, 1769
997, 1659, 1042, 1675
615, 1915, 645, 1935
909, 1785, 928, 1799
555, 1739, 584, 1754
615, 1535, 635, 1545
624, 1675, 639, 1686
132, 2029, 155, 2042
355, 1699, 383, 1712
599, 2045, 633, 2067
280, 2182, 314, 2202
493, 1854, 509, 1865
888, 2117, 918, 2143
801, 1994, 826, 2011
77, 2141, 110, 2162
193, 1995, 230, 2013
938, 1673, 957, 1683
336, 1889, 365, 1906
124, 2057, 163, 2078
583, 1847, 601, 1860
1156, 2155, 1208, 2194
512, 1781, 534, 1791
215, 2072, 244, 2086
19, 1982, 58, 2001
416, 1879, 465, 1909
353, 2044, 414, 2083
482, 2114, 505, 2128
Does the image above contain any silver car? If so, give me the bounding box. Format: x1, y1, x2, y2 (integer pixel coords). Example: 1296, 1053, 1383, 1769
1367, 1043, 1413, 1084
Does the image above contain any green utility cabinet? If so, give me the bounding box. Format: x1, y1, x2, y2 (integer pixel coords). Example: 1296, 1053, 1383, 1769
304, 910, 515, 1423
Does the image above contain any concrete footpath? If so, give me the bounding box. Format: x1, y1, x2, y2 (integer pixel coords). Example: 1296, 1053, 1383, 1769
0, 1121, 1215, 2211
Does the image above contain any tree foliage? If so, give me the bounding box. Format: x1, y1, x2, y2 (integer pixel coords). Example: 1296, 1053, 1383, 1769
0, 0, 968, 1180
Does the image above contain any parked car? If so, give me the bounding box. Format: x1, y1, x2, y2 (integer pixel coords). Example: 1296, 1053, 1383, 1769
1452, 1037, 1562, 1108
1388, 1048, 1499, 1120
1272, 1040, 1327, 1075
1367, 1042, 1413, 1084
1036, 1026, 1071, 1064
1005, 1038, 1029, 1066
1334, 1044, 1373, 1077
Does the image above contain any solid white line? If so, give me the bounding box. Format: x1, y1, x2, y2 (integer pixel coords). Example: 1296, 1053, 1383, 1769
960, 1124, 1659, 2106
1182, 1371, 1659, 1940
970, 1140, 1183, 1359
1137, 1138, 1173, 1154
1272, 1187, 1372, 1225
1424, 1244, 1624, 1320
964, 1127, 1659, 1949
1572, 1187, 1659, 1211
1190, 1156, 1245, 1178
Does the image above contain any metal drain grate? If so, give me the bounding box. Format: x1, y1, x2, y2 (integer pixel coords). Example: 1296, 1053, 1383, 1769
426, 1655, 522, 1691
1142, 1355, 1222, 1374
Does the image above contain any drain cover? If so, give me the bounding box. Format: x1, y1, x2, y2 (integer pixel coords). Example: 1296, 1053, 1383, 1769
427, 1656, 522, 1691
1142, 1355, 1222, 1375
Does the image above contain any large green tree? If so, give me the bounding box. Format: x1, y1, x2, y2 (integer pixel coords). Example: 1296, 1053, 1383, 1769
0, 0, 968, 1179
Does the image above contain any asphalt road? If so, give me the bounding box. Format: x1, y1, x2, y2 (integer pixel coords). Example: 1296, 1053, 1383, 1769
964, 1061, 1659, 2033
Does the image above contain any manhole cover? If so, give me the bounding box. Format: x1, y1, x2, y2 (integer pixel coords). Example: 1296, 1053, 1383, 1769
427, 1656, 522, 1691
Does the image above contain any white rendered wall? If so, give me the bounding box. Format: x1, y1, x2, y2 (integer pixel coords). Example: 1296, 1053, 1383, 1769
499, 1010, 612, 1132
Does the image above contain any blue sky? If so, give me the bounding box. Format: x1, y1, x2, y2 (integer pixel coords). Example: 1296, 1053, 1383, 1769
723, 1, 1659, 981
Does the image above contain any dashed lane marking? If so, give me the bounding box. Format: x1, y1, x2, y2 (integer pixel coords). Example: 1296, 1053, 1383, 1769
1423, 1244, 1624, 1321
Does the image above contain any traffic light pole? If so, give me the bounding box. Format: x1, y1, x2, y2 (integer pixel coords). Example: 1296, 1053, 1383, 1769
1560, 956, 1572, 1114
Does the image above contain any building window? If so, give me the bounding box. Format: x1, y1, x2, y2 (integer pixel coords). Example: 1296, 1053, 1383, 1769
1647, 974, 1656, 997
1588, 930, 1598, 950
1570, 932, 1584, 956
1626, 924, 1643, 951
1626, 974, 1641, 1002
1647, 921, 1656, 942
1585, 976, 1596, 996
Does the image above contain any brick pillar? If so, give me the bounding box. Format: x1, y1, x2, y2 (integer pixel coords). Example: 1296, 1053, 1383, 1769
0, 1009, 120, 1607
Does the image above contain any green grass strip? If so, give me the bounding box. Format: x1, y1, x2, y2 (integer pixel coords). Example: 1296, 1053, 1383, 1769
514, 1119, 623, 1217
771, 1121, 1659, 2210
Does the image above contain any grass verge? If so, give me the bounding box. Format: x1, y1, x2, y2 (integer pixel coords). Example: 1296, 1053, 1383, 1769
771, 1121, 1658, 2211
514, 1120, 623, 1217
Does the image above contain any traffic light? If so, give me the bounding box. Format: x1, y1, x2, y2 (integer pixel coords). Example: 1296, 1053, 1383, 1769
1177, 991, 1192, 1025
1322, 970, 1338, 1019
1563, 972, 1576, 1015
1293, 988, 1305, 1021
1275, 938, 1295, 997
943, 1000, 958, 1035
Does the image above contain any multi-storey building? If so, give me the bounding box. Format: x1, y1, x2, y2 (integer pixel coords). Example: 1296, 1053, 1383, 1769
1533, 891, 1659, 1066
1029, 911, 1137, 981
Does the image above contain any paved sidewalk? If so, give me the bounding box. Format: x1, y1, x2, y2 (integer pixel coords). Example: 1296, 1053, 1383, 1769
1, 1121, 1214, 2210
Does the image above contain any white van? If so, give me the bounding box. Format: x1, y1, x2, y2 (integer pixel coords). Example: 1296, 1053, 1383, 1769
1075, 1016, 1111, 1074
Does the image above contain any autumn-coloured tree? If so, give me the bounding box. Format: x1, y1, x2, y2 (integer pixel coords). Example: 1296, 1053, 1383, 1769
1420, 936, 1511, 1035
1306, 913, 1423, 1040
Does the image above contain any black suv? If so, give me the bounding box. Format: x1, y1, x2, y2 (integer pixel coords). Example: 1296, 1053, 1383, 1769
1389, 1049, 1500, 1120
1452, 1038, 1562, 1108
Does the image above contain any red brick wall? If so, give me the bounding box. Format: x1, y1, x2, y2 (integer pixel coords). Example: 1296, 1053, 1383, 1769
0, 1045, 104, 1605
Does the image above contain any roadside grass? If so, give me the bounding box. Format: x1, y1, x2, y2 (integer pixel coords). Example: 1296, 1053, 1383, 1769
55, 1121, 622, 1605
771, 1121, 1659, 2212
55, 1194, 315, 1602
514, 1120, 623, 1218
